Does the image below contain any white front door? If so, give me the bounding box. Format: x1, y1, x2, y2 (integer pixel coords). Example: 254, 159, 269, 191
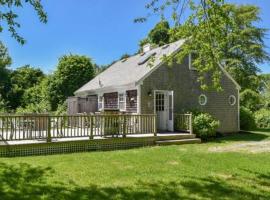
155, 91, 174, 132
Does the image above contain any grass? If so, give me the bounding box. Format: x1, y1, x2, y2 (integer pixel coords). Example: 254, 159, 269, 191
0, 130, 270, 200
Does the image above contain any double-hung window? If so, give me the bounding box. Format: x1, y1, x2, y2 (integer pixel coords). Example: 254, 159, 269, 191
98, 95, 103, 111
118, 93, 126, 111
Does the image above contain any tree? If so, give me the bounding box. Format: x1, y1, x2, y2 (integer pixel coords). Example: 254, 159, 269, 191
219, 4, 269, 91
240, 89, 262, 112
8, 65, 45, 110
47, 54, 95, 110
149, 20, 170, 46
139, 20, 170, 49
0, 0, 47, 44
21, 78, 49, 107
138, 1, 269, 91
259, 74, 270, 109
0, 95, 8, 113
10, 65, 45, 89
0, 42, 12, 108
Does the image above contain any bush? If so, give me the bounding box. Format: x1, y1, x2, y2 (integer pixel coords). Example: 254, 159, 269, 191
16, 101, 50, 114
254, 109, 270, 129
240, 106, 256, 130
193, 113, 220, 140
55, 103, 67, 115
240, 89, 262, 112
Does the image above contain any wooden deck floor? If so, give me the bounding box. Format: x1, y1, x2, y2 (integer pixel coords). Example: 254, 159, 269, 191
0, 132, 189, 146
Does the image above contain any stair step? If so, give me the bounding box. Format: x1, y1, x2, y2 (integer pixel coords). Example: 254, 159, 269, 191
156, 138, 201, 146
156, 134, 196, 141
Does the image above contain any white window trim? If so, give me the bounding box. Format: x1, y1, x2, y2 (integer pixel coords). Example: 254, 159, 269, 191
229, 95, 236, 106
118, 92, 126, 111
199, 94, 207, 106
98, 95, 103, 111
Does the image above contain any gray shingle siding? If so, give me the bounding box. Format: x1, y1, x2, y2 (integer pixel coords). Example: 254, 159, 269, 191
140, 56, 239, 133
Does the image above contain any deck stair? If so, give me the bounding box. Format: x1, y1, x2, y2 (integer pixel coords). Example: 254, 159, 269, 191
155, 134, 201, 146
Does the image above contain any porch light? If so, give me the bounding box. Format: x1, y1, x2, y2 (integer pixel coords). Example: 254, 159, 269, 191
148, 91, 152, 97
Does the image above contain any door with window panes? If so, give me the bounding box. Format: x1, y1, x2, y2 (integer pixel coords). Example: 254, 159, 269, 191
155, 91, 174, 131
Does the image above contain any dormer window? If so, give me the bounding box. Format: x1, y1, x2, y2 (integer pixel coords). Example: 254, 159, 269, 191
138, 52, 156, 65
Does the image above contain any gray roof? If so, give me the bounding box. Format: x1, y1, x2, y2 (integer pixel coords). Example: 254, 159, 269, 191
75, 39, 185, 95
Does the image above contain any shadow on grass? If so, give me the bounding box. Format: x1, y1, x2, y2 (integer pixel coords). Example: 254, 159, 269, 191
0, 162, 269, 200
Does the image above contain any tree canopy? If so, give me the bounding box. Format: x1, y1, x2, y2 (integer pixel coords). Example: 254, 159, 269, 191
0, 42, 12, 108
47, 54, 95, 110
0, 0, 47, 44
138, 0, 269, 91
8, 65, 45, 109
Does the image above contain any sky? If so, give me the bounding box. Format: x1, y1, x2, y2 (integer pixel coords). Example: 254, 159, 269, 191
1, 0, 269, 74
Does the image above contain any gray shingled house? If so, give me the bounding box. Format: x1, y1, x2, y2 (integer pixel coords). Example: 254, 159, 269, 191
70, 39, 240, 133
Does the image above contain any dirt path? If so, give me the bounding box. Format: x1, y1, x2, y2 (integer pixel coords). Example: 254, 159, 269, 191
209, 141, 270, 153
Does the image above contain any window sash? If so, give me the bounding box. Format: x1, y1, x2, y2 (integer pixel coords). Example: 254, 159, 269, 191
98, 96, 103, 110
118, 93, 126, 111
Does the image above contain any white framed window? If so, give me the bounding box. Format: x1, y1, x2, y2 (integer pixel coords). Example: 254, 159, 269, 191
98, 95, 103, 111
229, 95, 236, 106
199, 94, 207, 106
118, 93, 126, 111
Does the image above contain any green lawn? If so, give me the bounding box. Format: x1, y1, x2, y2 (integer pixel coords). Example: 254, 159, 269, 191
0, 130, 270, 200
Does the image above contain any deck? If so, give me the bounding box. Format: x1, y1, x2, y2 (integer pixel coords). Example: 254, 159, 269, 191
0, 113, 197, 157
0, 132, 188, 146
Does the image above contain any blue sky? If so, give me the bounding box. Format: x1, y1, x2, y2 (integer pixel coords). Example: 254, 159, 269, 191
1, 0, 269, 73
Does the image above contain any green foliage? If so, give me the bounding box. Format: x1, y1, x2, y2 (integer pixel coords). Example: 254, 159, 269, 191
193, 112, 220, 140
139, 20, 170, 50
240, 106, 256, 130
139, 38, 150, 49
254, 109, 270, 129
259, 74, 270, 109
240, 89, 262, 112
0, 41, 12, 68
220, 4, 269, 91
16, 101, 50, 114
0, 42, 12, 106
47, 54, 95, 111
21, 78, 49, 107
55, 103, 67, 115
0, 0, 47, 44
8, 65, 45, 110
139, 1, 269, 91
0, 96, 8, 113
11, 65, 44, 89
148, 20, 170, 46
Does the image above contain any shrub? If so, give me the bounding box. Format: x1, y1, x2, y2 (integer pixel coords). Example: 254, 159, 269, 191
240, 106, 256, 130
240, 89, 262, 112
193, 113, 220, 140
16, 101, 50, 114
55, 103, 67, 115
254, 109, 270, 129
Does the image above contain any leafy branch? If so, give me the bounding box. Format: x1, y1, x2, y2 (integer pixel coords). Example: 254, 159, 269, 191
0, 0, 47, 44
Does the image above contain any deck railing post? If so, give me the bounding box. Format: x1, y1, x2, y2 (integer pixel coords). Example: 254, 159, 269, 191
89, 116, 94, 139
189, 114, 193, 135
47, 115, 52, 142
123, 115, 126, 138
154, 114, 157, 136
